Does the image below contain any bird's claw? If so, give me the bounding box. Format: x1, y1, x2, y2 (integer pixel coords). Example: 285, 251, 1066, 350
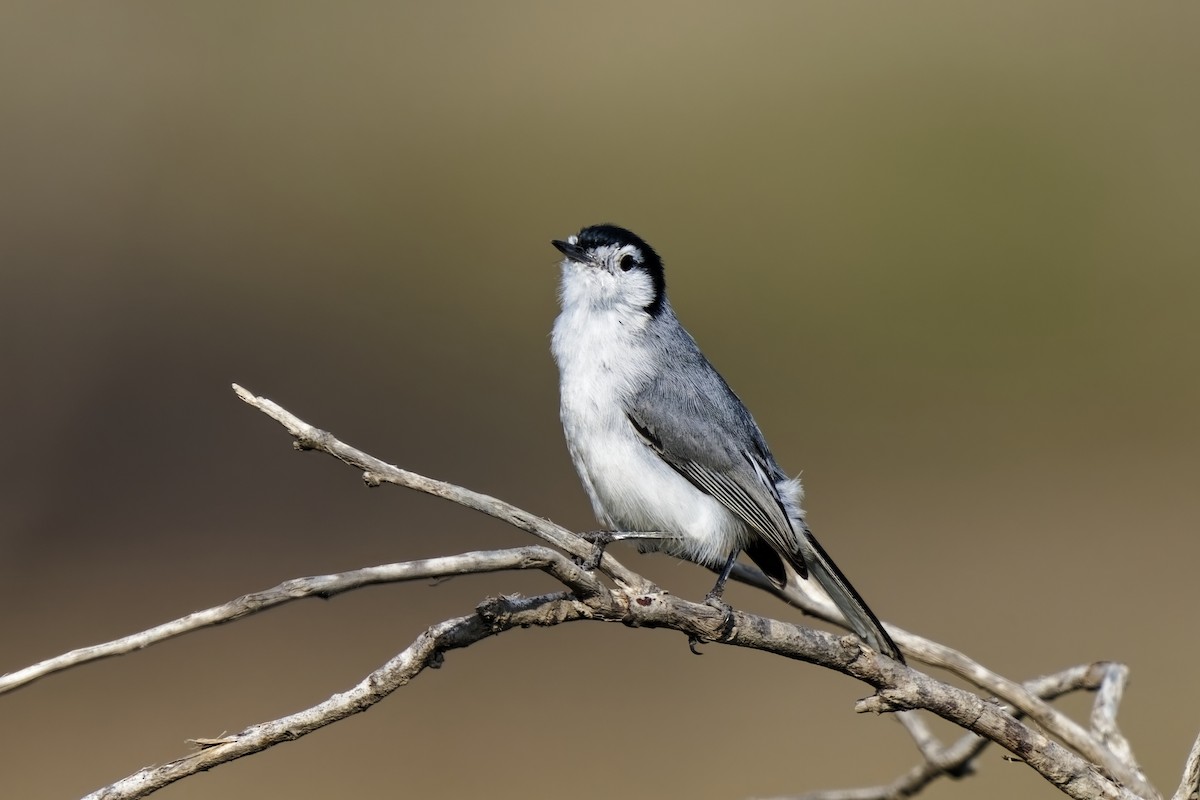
702, 594, 736, 642
576, 531, 615, 571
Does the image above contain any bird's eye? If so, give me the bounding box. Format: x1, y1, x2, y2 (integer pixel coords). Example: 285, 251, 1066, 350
618, 254, 635, 272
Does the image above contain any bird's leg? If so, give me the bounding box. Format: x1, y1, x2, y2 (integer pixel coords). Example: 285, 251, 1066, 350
689, 549, 741, 654
576, 530, 678, 570
705, 548, 741, 605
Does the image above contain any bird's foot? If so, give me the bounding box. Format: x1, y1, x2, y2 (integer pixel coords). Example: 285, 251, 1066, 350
576, 531, 615, 571
688, 593, 736, 655
703, 588, 730, 607
704, 593, 736, 635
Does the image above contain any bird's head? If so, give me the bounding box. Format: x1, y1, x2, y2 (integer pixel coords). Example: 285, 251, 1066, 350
552, 224, 666, 318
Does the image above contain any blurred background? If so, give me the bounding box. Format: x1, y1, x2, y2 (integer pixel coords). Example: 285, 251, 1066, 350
2, 3, 1197, 798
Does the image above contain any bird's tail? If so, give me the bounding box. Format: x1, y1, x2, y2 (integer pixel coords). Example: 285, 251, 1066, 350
793, 528, 904, 663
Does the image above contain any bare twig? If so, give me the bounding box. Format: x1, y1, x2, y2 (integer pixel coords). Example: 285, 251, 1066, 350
1174, 729, 1200, 800
1092, 663, 1148, 784
6, 385, 1184, 800
82, 591, 592, 800
780, 664, 1117, 800
727, 565, 1159, 798
224, 385, 1143, 800
231, 384, 648, 591
82, 581, 1138, 800
914, 642, 1157, 798
0, 547, 601, 695
896, 711, 948, 766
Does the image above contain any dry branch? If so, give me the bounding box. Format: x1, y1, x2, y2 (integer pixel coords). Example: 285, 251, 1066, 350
1175, 730, 1200, 800
2, 384, 1191, 800
786, 663, 1119, 800
0, 547, 603, 696
82, 591, 588, 800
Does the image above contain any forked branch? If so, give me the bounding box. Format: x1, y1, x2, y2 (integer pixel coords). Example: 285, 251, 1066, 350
2, 385, 1190, 800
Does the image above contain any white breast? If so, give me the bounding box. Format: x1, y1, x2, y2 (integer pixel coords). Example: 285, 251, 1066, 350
551, 302, 748, 568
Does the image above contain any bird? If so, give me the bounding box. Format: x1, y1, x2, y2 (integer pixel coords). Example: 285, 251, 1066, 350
550, 223, 903, 662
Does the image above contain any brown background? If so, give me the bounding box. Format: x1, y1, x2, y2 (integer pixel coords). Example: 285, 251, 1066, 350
2, 3, 1198, 798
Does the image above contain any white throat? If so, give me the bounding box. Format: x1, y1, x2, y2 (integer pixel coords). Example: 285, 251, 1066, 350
551, 264, 659, 398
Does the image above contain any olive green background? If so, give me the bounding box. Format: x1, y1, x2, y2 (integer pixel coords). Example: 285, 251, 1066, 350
2, 3, 1198, 798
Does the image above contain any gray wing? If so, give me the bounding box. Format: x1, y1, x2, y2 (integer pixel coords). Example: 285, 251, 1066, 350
627, 324, 905, 663
624, 330, 801, 560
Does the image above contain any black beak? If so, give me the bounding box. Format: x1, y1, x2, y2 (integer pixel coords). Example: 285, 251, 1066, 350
552, 239, 590, 264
